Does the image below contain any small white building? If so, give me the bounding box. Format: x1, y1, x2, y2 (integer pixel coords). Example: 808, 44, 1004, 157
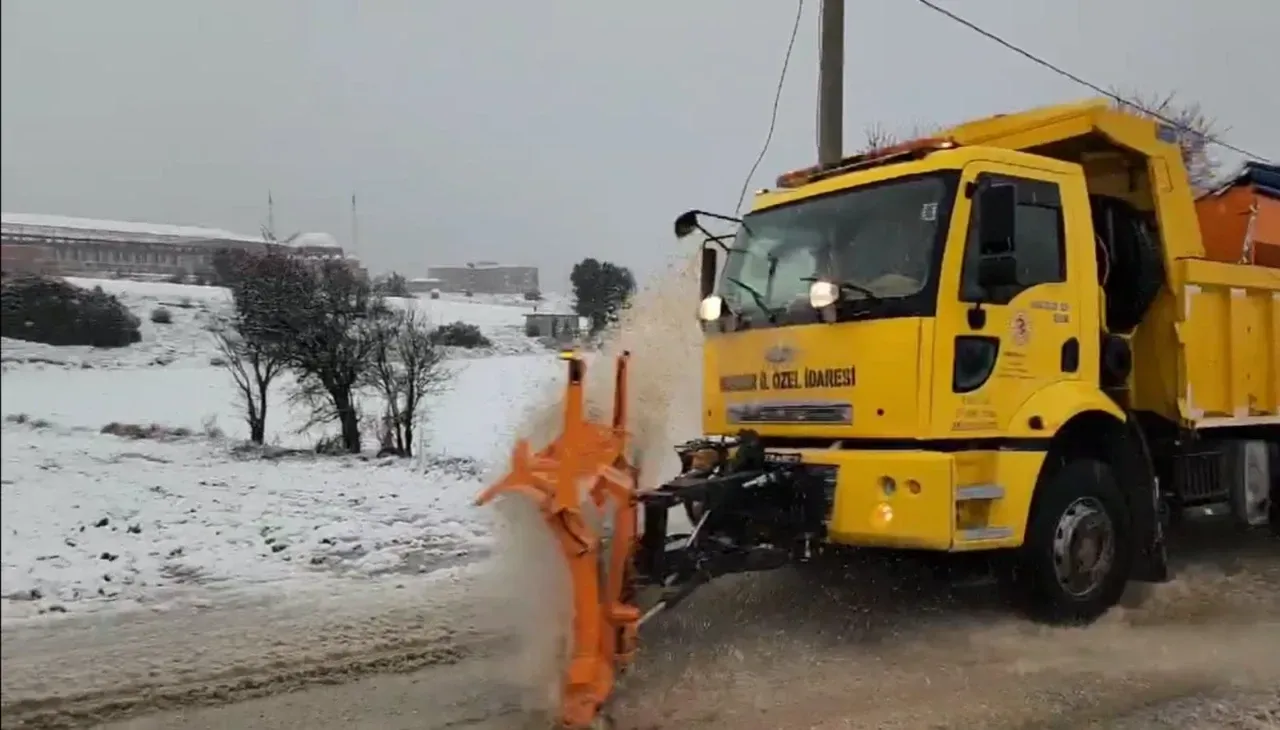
523, 311, 584, 341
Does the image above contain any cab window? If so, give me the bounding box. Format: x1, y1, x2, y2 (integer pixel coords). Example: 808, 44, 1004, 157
960, 174, 1066, 304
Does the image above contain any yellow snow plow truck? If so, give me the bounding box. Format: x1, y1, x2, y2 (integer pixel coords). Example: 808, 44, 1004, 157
477, 98, 1280, 729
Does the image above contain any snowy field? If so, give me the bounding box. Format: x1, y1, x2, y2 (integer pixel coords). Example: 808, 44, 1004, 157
0, 277, 567, 624
0, 277, 574, 371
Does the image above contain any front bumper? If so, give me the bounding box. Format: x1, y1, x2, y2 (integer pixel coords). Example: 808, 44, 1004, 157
782, 447, 1042, 551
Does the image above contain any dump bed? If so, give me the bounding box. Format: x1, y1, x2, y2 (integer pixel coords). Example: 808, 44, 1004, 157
1174, 257, 1280, 428
1195, 161, 1280, 268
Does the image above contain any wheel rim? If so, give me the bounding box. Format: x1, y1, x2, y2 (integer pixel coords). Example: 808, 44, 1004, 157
1051, 497, 1116, 598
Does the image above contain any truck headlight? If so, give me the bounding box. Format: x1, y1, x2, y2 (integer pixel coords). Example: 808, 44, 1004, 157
697, 295, 724, 321
808, 280, 840, 309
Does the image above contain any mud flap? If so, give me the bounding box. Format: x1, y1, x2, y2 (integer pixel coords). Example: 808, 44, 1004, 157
1123, 412, 1170, 583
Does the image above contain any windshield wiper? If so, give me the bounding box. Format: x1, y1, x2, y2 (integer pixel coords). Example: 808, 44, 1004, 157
725, 277, 778, 324
800, 276, 882, 302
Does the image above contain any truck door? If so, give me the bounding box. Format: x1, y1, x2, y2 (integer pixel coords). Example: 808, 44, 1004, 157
931, 163, 1089, 438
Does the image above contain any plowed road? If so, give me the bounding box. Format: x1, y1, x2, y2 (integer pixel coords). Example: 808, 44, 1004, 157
4, 527, 1278, 730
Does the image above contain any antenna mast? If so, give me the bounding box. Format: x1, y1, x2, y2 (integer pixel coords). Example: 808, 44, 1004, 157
350, 192, 359, 256
267, 190, 276, 239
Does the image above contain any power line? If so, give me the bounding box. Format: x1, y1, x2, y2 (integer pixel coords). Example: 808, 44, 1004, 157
735, 0, 806, 214
912, 0, 1269, 162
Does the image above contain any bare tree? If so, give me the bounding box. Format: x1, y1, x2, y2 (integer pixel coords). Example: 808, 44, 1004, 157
862, 122, 902, 154
230, 254, 383, 454
1110, 89, 1224, 192
212, 319, 286, 444
214, 250, 304, 444
282, 263, 381, 453
858, 122, 943, 155
363, 307, 450, 457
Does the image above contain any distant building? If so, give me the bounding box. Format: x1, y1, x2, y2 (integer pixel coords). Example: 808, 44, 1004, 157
285, 231, 344, 259
0, 242, 57, 276
427, 261, 538, 295
0, 212, 358, 279
273, 231, 364, 277
523, 311, 583, 342
406, 277, 443, 294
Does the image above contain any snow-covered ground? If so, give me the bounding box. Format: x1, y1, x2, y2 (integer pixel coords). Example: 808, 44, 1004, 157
0, 277, 567, 373
0, 277, 566, 624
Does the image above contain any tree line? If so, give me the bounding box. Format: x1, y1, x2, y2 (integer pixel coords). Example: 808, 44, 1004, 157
212, 249, 488, 456
570, 257, 636, 334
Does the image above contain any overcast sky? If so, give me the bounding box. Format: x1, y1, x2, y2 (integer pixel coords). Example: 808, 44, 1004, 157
2, 1, 1274, 291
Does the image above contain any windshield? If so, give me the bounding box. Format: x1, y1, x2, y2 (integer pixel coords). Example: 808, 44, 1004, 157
718, 172, 957, 322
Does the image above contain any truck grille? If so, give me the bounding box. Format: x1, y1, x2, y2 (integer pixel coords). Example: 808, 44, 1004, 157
727, 401, 853, 425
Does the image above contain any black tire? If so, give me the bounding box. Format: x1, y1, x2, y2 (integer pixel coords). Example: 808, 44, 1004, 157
1013, 458, 1133, 624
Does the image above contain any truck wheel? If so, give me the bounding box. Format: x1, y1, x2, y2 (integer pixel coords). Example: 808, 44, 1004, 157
1015, 458, 1133, 624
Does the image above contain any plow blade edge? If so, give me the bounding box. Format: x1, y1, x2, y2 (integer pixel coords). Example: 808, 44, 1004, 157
475, 351, 641, 729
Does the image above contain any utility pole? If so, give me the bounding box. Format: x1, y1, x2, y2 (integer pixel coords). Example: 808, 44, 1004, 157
350, 192, 360, 256
817, 0, 845, 167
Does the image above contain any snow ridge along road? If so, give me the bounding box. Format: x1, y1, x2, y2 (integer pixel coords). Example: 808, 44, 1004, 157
0, 576, 499, 729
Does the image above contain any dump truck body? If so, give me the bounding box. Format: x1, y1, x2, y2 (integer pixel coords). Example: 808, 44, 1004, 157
1172, 259, 1280, 427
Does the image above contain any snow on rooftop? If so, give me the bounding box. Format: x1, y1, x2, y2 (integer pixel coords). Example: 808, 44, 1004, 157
429, 262, 531, 270
286, 231, 342, 250
1, 212, 265, 245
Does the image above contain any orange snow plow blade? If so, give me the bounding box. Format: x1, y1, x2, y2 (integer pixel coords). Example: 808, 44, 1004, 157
475, 351, 641, 729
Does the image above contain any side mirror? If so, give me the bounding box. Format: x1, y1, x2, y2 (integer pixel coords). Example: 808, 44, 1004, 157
674, 210, 700, 239
974, 182, 1019, 292
700, 246, 718, 298
673, 209, 744, 239
977, 183, 1016, 256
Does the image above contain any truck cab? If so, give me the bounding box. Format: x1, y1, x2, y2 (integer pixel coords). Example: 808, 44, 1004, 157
675, 98, 1279, 622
